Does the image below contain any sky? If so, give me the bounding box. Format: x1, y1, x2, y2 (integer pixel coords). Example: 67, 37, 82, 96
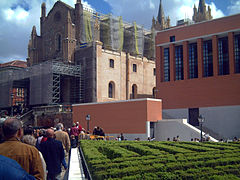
0, 0, 239, 63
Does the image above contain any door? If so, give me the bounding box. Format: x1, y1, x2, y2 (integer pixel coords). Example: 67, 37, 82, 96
188, 108, 199, 126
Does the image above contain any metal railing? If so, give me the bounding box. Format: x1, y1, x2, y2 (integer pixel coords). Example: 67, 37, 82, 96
78, 146, 92, 180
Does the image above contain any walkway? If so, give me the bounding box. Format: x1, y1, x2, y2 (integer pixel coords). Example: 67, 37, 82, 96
68, 147, 85, 180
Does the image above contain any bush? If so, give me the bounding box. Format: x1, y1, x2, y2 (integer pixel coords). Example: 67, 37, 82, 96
80, 140, 240, 179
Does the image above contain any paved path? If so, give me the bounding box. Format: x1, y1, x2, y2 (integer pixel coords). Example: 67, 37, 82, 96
68, 147, 85, 180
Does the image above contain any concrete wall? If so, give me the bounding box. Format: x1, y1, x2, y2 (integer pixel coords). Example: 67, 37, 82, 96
162, 105, 240, 139
72, 99, 162, 138
154, 119, 217, 142
200, 105, 240, 139
163, 109, 188, 119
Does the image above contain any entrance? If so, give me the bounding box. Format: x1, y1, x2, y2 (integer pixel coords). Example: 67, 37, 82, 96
150, 122, 155, 138
188, 108, 199, 126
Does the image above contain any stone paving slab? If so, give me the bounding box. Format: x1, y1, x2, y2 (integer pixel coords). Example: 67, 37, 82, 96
68, 148, 85, 180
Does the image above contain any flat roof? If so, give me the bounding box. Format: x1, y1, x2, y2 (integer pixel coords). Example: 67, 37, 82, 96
73, 98, 162, 106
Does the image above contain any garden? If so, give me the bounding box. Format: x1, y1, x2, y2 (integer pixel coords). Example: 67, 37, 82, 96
80, 140, 240, 180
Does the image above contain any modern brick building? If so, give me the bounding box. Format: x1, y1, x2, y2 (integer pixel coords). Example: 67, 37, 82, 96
72, 98, 162, 140
156, 13, 240, 139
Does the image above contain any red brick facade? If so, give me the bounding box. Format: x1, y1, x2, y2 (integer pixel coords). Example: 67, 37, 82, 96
156, 14, 240, 109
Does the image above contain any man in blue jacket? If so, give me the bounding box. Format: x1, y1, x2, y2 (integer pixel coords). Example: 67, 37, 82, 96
0, 155, 35, 180
40, 128, 64, 180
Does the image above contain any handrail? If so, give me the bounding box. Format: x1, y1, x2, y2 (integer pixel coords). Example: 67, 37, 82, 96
78, 146, 92, 180
20, 109, 33, 120
65, 148, 71, 180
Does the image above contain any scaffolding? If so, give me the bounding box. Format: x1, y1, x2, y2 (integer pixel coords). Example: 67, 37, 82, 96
100, 15, 124, 51
123, 22, 145, 56
80, 9, 154, 59
0, 60, 81, 108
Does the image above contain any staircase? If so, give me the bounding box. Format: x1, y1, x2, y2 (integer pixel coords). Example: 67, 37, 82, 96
201, 126, 224, 140
20, 110, 34, 126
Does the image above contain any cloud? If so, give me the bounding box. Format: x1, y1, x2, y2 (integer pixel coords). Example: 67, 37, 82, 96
103, 0, 225, 28
0, 0, 227, 63
3, 7, 29, 21
227, 0, 240, 15
0, 0, 94, 63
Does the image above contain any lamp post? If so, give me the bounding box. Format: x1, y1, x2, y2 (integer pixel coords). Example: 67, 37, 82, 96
86, 114, 90, 132
198, 115, 205, 142
11, 93, 14, 117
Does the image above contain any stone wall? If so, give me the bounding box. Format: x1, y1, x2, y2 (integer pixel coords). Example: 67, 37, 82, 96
37, 112, 73, 129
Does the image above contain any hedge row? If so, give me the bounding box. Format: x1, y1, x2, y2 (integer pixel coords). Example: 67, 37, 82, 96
91, 156, 240, 179
80, 140, 240, 179
162, 141, 217, 152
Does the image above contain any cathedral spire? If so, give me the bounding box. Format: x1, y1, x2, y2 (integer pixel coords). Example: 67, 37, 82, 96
41, 3, 46, 18
152, 0, 170, 31
198, 0, 206, 13
31, 26, 37, 36
157, 0, 164, 25
192, 0, 212, 23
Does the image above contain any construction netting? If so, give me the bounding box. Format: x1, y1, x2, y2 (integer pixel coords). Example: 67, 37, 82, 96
30, 62, 52, 105
0, 68, 29, 107
122, 22, 145, 56
81, 10, 95, 43
144, 30, 155, 59
0, 60, 81, 108
100, 15, 124, 51
80, 9, 154, 59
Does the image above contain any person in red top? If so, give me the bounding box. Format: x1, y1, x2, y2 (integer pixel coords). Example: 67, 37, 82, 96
70, 123, 79, 146
76, 122, 82, 132
40, 133, 48, 143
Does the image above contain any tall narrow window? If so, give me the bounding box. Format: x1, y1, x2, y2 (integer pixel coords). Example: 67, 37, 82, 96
109, 59, 114, 68
132, 84, 137, 99
153, 68, 156, 76
189, 43, 198, 79
133, 64, 137, 72
175, 45, 184, 80
152, 87, 156, 98
108, 82, 115, 98
203, 40, 213, 77
234, 34, 240, 73
164, 48, 170, 81
218, 37, 229, 75
56, 34, 62, 52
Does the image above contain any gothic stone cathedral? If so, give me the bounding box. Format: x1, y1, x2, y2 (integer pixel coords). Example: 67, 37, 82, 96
28, 0, 156, 104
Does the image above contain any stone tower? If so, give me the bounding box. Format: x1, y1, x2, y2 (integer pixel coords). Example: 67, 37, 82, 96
152, 0, 170, 31
192, 0, 212, 23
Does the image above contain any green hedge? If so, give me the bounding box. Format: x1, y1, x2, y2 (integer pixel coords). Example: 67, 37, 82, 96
80, 140, 240, 179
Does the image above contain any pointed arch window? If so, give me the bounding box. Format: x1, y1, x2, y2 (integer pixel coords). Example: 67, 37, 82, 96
108, 81, 115, 98
56, 33, 62, 52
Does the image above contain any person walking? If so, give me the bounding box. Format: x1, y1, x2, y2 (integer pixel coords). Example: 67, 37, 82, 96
55, 123, 71, 169
70, 123, 80, 146
22, 134, 47, 180
0, 117, 44, 180
40, 128, 64, 180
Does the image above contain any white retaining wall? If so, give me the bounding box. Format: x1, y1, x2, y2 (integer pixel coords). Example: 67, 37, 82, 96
154, 119, 218, 142
162, 105, 240, 139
